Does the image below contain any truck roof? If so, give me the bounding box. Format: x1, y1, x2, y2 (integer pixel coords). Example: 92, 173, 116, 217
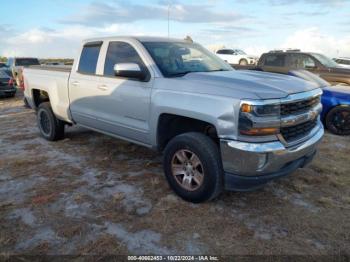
83, 36, 189, 44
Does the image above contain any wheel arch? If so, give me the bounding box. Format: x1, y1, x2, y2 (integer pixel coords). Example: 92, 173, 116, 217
156, 113, 219, 152
32, 89, 50, 109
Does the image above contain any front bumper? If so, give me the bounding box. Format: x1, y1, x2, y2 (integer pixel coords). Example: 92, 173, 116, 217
220, 124, 324, 191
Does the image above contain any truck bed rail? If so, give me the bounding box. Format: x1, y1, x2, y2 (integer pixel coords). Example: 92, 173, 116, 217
28, 65, 72, 73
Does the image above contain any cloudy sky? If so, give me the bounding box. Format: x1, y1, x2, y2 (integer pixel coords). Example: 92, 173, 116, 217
0, 0, 349, 58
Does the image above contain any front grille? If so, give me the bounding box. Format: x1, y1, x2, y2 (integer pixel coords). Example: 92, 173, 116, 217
281, 119, 317, 143
281, 96, 320, 116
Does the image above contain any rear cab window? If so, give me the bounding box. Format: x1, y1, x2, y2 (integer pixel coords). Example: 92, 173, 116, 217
78, 42, 102, 74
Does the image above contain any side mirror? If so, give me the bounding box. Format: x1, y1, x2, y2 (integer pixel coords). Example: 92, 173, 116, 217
113, 63, 146, 80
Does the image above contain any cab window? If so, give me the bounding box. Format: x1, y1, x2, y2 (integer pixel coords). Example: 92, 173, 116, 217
217, 49, 234, 55
78, 42, 102, 74
264, 54, 286, 67
104, 41, 145, 77
287, 54, 316, 69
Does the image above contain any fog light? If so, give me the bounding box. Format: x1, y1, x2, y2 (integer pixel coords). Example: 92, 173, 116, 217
257, 153, 267, 170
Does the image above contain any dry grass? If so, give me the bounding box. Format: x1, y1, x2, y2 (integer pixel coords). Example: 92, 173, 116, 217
0, 91, 349, 256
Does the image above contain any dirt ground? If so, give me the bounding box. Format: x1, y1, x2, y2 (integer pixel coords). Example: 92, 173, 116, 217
0, 92, 349, 257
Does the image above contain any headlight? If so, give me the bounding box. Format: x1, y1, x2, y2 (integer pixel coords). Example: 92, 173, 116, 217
239, 103, 280, 136
241, 103, 280, 117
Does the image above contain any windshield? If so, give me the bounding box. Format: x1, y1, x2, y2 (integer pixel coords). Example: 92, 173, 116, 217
312, 53, 339, 68
142, 41, 233, 77
235, 49, 246, 55
15, 58, 40, 66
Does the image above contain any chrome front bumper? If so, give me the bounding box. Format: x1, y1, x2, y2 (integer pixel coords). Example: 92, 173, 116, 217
220, 123, 324, 177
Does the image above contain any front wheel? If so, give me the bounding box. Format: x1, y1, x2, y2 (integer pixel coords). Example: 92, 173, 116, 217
37, 102, 65, 141
163, 132, 223, 203
325, 106, 350, 135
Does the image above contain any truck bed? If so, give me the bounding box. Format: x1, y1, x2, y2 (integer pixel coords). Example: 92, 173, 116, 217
23, 65, 72, 122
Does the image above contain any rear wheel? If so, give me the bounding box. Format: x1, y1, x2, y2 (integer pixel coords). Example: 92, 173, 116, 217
163, 132, 223, 203
325, 106, 350, 135
239, 59, 248, 65
37, 102, 65, 141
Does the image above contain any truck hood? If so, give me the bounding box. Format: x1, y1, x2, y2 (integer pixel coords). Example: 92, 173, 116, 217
180, 70, 319, 100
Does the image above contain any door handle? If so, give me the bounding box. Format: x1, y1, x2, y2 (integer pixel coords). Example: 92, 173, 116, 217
97, 85, 108, 91
71, 81, 80, 86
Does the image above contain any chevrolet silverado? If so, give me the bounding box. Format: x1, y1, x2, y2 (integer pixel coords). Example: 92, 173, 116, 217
23, 37, 324, 203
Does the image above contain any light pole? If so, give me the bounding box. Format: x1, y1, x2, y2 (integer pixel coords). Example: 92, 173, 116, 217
168, 1, 171, 38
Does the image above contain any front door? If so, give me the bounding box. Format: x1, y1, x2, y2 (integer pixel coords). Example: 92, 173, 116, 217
94, 41, 152, 145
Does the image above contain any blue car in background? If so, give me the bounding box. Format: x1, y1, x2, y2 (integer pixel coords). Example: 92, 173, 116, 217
321, 86, 350, 135
289, 70, 350, 135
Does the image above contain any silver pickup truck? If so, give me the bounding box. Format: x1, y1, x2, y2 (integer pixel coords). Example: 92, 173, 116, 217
23, 36, 324, 203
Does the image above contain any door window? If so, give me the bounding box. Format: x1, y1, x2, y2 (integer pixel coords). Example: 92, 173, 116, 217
78, 42, 102, 74
217, 49, 234, 55
264, 54, 286, 67
288, 54, 316, 69
104, 41, 145, 77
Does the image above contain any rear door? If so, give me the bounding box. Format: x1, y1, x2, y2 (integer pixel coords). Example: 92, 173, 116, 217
94, 40, 153, 144
69, 41, 104, 128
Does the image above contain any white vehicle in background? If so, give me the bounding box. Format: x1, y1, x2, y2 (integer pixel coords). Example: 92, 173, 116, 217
333, 57, 350, 69
215, 49, 258, 65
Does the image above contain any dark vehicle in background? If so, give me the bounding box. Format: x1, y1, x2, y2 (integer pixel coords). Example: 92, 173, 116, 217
6, 57, 40, 86
0, 70, 16, 98
0, 62, 7, 68
255, 50, 350, 86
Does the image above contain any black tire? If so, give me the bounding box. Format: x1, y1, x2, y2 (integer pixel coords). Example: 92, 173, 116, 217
37, 102, 65, 141
163, 132, 223, 203
239, 59, 248, 65
325, 106, 350, 135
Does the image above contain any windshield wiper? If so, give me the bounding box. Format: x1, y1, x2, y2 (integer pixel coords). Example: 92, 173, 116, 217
208, 69, 229, 72
168, 69, 229, 77
168, 71, 194, 77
